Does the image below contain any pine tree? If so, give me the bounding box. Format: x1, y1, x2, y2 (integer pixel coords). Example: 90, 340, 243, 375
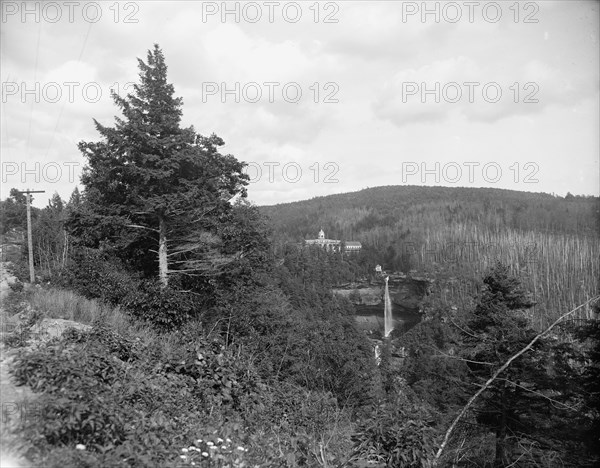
459, 263, 591, 467
71, 45, 248, 287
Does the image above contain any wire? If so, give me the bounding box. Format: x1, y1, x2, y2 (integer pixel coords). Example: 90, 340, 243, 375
1, 73, 13, 164
43, 20, 94, 160
26, 20, 42, 156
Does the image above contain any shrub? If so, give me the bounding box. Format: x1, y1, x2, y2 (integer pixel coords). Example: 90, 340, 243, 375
8, 278, 24, 292
2, 291, 42, 347
351, 403, 436, 468
122, 281, 198, 330
55, 248, 138, 305
6, 259, 30, 283
242, 381, 354, 467
2, 327, 31, 347
8, 321, 280, 467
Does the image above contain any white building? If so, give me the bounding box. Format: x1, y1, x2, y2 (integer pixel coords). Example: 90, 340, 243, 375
305, 229, 361, 253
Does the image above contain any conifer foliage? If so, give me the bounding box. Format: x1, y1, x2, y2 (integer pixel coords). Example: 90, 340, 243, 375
73, 44, 248, 286
457, 263, 595, 467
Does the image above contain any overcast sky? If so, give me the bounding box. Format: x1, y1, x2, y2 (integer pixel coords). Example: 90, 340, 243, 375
1, 1, 598, 208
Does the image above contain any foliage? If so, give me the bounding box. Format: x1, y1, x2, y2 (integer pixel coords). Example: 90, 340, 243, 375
401, 314, 468, 415
8, 277, 24, 292
262, 186, 600, 327
351, 402, 436, 467
69, 44, 248, 286
121, 280, 199, 330
571, 312, 600, 464
55, 247, 138, 306
30, 192, 69, 276
6, 257, 31, 283
9, 324, 255, 467
0, 188, 34, 234
445, 263, 597, 467
212, 279, 379, 407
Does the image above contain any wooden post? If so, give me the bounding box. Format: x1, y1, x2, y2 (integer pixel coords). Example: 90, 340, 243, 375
26, 192, 34, 282
18, 189, 45, 283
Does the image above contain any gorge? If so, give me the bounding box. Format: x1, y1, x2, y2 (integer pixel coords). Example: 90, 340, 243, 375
333, 274, 431, 339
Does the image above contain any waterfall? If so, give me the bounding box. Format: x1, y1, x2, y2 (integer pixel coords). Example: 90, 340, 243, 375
374, 344, 381, 365
384, 276, 394, 337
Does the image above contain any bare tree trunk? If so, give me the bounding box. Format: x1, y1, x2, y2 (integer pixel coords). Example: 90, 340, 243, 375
494, 383, 508, 467
158, 215, 168, 288
62, 230, 69, 268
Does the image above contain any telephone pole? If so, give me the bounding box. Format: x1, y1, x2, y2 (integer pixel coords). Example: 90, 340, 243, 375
17, 189, 45, 283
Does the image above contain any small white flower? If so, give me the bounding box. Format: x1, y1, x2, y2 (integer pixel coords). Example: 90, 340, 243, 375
75, 444, 86, 450
237, 446, 244, 451
182, 448, 189, 453
202, 452, 209, 457
217, 437, 224, 443
180, 455, 187, 459
196, 439, 203, 444
226, 438, 232, 442
206, 441, 214, 446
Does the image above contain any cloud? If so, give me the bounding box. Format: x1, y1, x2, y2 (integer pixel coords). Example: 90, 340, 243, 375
372, 52, 600, 127
1, 1, 598, 205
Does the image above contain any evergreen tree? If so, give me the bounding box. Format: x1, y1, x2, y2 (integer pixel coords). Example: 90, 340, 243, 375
70, 45, 248, 287
460, 263, 587, 467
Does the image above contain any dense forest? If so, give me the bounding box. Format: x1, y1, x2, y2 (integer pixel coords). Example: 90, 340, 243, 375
262, 187, 599, 328
1, 45, 598, 468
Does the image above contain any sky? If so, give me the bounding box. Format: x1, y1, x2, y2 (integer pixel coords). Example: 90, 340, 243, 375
1, 0, 599, 208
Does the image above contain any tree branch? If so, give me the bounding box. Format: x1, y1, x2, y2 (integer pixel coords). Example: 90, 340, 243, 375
432, 296, 599, 466
450, 318, 479, 339
497, 378, 582, 413
126, 224, 159, 233
424, 344, 494, 366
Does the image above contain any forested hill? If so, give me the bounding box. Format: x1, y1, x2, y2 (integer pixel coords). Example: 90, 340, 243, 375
260, 185, 599, 328
259, 185, 599, 241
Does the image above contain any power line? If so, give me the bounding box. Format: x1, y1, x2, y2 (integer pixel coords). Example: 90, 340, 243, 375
26, 20, 42, 156
44, 21, 94, 160
1, 73, 13, 162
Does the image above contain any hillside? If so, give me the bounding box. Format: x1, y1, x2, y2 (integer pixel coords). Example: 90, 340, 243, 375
260, 186, 600, 328
260, 185, 599, 240
2, 40, 598, 467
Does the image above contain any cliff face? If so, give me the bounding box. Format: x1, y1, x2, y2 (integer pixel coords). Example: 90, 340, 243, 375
333, 275, 431, 313
334, 287, 382, 306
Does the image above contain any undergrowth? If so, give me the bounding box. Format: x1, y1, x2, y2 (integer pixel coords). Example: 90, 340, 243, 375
7, 300, 359, 467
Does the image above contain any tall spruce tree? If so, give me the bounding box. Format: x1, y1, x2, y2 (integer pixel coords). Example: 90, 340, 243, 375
458, 263, 593, 467
72, 45, 248, 287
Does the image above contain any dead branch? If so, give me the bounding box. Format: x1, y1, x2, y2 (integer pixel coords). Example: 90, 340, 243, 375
432, 296, 599, 466
126, 224, 159, 233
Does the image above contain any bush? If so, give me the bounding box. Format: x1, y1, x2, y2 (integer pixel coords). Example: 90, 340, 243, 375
351, 403, 436, 468
7, 259, 30, 283
122, 281, 198, 330
242, 381, 354, 467
8, 321, 279, 467
8, 278, 24, 292
55, 248, 138, 305
2, 290, 42, 347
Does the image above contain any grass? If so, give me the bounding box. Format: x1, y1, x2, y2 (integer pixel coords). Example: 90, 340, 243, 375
2, 285, 188, 364
3, 285, 360, 467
